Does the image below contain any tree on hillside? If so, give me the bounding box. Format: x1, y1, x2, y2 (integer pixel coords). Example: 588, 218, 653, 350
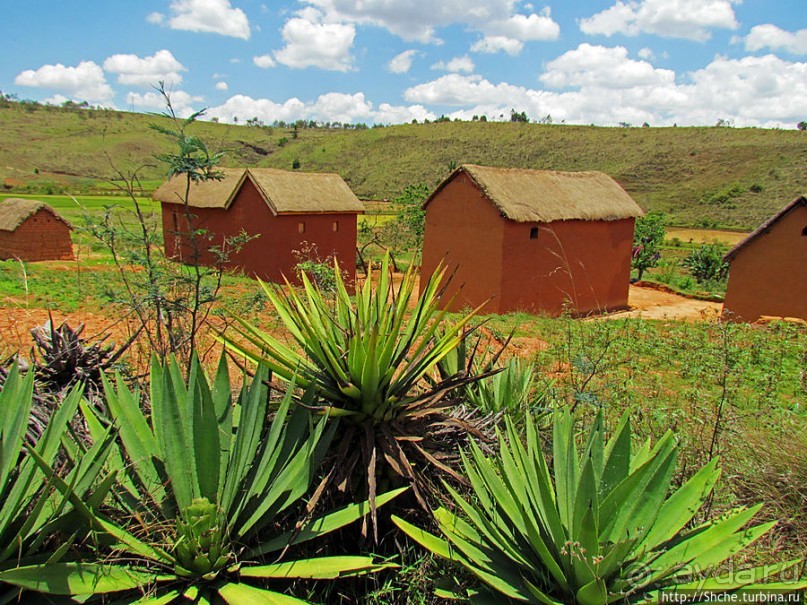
798, 121, 807, 131
632, 212, 666, 281
392, 183, 430, 251
510, 109, 529, 123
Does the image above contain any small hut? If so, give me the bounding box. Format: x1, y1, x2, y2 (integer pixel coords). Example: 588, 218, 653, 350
723, 195, 807, 322
420, 165, 643, 316
154, 168, 363, 283
0, 198, 73, 262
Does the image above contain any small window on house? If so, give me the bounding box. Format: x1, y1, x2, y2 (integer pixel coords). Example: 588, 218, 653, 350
530, 227, 539, 239
172, 211, 179, 234
298, 222, 305, 234
802, 226, 807, 236
333, 221, 339, 232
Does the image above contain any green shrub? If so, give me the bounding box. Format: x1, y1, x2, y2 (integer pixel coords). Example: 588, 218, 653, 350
392, 183, 430, 251
632, 212, 665, 280
701, 184, 745, 206
683, 242, 729, 283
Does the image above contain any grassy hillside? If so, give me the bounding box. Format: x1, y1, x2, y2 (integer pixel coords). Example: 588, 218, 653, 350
1, 100, 805, 229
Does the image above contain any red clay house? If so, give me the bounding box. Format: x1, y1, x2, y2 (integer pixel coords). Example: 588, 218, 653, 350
420, 165, 643, 316
154, 168, 363, 283
723, 195, 807, 322
0, 198, 73, 262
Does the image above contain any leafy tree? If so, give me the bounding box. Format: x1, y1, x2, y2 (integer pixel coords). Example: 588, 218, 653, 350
392, 182, 430, 251
631, 212, 666, 280
87, 82, 251, 367
683, 242, 729, 283
510, 109, 529, 123
798, 121, 806, 131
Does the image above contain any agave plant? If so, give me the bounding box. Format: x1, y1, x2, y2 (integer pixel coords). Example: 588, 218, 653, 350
0, 355, 405, 603
395, 409, 806, 603
29, 318, 132, 394
467, 357, 544, 416
438, 331, 544, 417
225, 255, 491, 526
0, 364, 115, 602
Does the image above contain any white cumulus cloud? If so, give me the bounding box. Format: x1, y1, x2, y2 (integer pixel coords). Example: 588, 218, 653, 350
580, 0, 739, 42
300, 0, 560, 47
485, 11, 560, 41
471, 36, 525, 55
388, 50, 418, 74
215, 81, 229, 91
374, 103, 436, 124
432, 55, 475, 73
404, 74, 531, 107
681, 54, 807, 125
541, 44, 675, 89
745, 25, 807, 55
253, 54, 276, 68
15, 61, 114, 103
126, 90, 204, 117
103, 50, 186, 87
402, 46, 806, 128
154, 0, 250, 39
206, 91, 436, 125
274, 14, 355, 71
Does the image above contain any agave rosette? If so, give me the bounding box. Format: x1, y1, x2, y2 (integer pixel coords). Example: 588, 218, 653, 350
395, 409, 806, 604
225, 254, 492, 521
0, 355, 405, 603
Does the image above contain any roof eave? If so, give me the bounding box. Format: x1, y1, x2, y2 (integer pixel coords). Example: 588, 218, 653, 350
421, 165, 466, 210
724, 195, 807, 262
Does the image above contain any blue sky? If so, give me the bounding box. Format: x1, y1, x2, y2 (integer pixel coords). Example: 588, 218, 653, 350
2, 0, 805, 127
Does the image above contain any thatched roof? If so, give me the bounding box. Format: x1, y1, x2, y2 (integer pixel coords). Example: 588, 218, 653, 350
249, 168, 364, 214
425, 165, 643, 223
152, 168, 248, 209
0, 198, 71, 232
724, 195, 806, 262
153, 167, 363, 215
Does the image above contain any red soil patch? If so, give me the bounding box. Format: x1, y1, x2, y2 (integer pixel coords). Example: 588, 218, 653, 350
603, 284, 723, 322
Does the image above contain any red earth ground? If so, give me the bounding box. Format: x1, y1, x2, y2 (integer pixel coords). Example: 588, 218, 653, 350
0, 284, 721, 362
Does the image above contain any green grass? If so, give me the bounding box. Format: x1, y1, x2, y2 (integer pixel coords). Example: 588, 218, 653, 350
1, 101, 805, 229
477, 313, 807, 563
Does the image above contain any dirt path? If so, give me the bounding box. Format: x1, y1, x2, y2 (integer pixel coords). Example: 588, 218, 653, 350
607, 283, 723, 321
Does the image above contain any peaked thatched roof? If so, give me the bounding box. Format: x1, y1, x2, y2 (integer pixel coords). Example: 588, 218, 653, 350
152, 168, 248, 209
153, 167, 363, 215
0, 198, 71, 232
249, 168, 364, 214
425, 165, 643, 223
724, 195, 806, 262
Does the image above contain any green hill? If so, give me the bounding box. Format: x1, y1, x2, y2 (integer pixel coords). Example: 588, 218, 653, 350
1, 99, 805, 229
